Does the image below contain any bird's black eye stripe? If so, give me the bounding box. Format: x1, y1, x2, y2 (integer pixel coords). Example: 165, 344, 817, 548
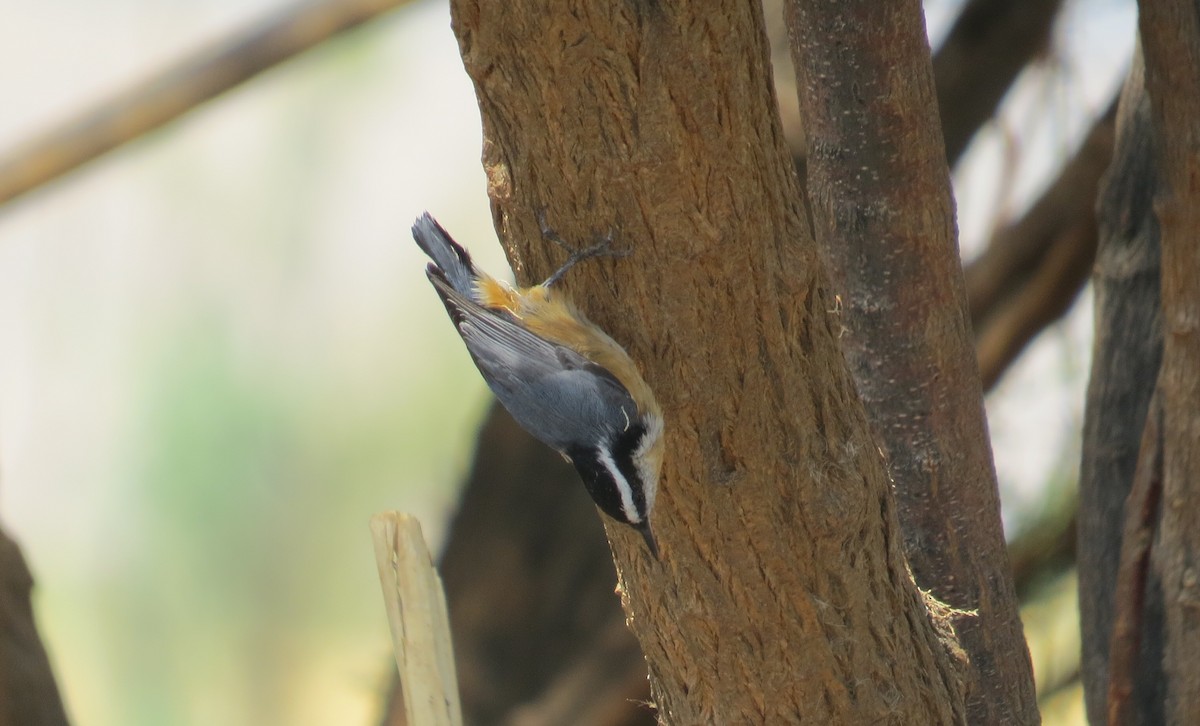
565, 444, 628, 523
612, 420, 649, 514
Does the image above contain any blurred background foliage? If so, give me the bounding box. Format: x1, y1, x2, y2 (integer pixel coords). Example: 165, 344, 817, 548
0, 0, 1136, 724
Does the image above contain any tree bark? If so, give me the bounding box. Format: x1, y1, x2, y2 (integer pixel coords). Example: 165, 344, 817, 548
771, 0, 1067, 171
0, 529, 71, 726
1138, 0, 1200, 720
385, 1, 1104, 718
1107, 389, 1164, 726
449, 1, 966, 721
1078, 48, 1165, 726
785, 2, 1037, 723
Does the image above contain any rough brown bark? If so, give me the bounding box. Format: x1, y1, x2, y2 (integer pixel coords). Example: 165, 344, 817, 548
0, 529, 71, 726
385, 4, 1102, 716
1078, 49, 1165, 726
1139, 0, 1200, 720
449, 1, 965, 722
785, 1, 1037, 724
1107, 388, 1164, 726
771, 0, 1066, 171
934, 0, 1064, 166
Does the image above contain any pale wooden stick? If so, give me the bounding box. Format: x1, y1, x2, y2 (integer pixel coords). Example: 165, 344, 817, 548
370, 512, 462, 726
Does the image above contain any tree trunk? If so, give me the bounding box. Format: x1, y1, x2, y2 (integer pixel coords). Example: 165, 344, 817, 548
0, 529, 71, 726
386, 1, 1087, 720
1138, 0, 1200, 720
785, 1, 1037, 723
1078, 47, 1165, 726
448, 1, 966, 722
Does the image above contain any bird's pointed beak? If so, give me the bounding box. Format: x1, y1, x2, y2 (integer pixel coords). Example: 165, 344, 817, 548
637, 521, 660, 560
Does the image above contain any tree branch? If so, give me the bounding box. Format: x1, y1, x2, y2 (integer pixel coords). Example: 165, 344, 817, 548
975, 213, 1097, 390
934, 0, 1064, 166
0, 0, 410, 206
1139, 0, 1200, 719
965, 100, 1117, 331
0, 530, 70, 726
966, 99, 1117, 391
1107, 388, 1163, 725
1008, 489, 1076, 600
1077, 46, 1165, 724
771, 0, 1067, 171
786, 0, 1037, 722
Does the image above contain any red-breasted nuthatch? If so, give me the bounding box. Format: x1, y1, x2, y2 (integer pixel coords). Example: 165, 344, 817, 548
413, 213, 664, 558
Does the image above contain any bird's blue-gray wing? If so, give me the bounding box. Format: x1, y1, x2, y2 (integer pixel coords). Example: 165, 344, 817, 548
426, 266, 637, 451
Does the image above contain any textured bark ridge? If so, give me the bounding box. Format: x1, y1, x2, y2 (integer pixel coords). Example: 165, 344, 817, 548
449, 2, 966, 722
1139, 0, 1200, 720
1078, 50, 1165, 726
786, 1, 1038, 723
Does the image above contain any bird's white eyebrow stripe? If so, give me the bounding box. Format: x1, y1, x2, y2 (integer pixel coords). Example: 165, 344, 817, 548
596, 445, 639, 523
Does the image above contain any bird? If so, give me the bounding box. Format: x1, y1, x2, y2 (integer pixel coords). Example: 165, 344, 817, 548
412, 212, 664, 558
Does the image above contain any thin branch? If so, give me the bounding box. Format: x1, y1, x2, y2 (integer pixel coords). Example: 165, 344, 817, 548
1008, 494, 1076, 599
934, 0, 1065, 166
965, 98, 1117, 329
370, 513, 463, 726
381, 404, 649, 726
1106, 388, 1163, 726
976, 213, 1097, 390
0, 0, 410, 207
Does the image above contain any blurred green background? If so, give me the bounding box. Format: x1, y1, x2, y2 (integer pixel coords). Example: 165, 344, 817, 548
0, 1, 514, 722
0, 0, 1133, 724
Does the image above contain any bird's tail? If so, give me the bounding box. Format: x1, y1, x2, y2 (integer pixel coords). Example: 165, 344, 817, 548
412, 213, 477, 295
